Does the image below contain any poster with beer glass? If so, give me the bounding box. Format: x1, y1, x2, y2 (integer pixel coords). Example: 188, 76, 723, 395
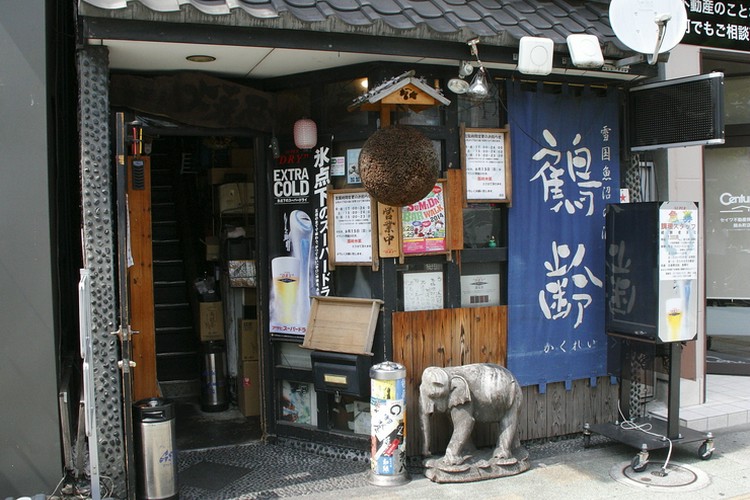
605, 201, 698, 343
268, 140, 331, 336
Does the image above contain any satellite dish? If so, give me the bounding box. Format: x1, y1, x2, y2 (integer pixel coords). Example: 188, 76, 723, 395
609, 0, 688, 64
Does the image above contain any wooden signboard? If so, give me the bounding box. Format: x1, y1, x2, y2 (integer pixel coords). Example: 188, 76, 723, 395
301, 296, 383, 355
461, 126, 512, 203
377, 203, 402, 258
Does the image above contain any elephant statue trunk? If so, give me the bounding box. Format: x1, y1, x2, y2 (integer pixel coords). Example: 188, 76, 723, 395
419, 386, 434, 456
419, 365, 450, 456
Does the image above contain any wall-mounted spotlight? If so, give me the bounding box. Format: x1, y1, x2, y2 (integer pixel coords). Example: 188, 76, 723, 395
447, 38, 493, 99
468, 39, 492, 99
566, 34, 604, 69
447, 60, 474, 94
468, 67, 490, 98
518, 36, 554, 75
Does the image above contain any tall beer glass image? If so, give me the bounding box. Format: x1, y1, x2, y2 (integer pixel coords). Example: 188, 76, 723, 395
665, 297, 683, 341
271, 256, 300, 326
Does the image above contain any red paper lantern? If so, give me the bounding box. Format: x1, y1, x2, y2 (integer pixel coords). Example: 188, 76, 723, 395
293, 118, 317, 150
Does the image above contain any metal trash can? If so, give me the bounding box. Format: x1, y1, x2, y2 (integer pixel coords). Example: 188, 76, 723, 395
201, 340, 228, 412
133, 398, 178, 500
367, 361, 410, 486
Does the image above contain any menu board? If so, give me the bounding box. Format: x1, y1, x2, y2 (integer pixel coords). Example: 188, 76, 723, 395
461, 127, 511, 202
329, 189, 376, 266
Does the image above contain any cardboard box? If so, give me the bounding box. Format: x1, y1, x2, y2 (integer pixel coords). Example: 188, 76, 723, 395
239, 360, 261, 416
210, 167, 249, 185
239, 320, 259, 361
219, 183, 255, 214
244, 288, 257, 306
230, 148, 253, 168
225, 237, 253, 260
199, 301, 224, 341
228, 260, 256, 287
205, 236, 220, 261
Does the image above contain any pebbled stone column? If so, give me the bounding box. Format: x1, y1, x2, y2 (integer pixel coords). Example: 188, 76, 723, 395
77, 45, 127, 498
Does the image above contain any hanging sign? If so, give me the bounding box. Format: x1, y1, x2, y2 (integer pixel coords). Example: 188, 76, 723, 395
377, 203, 402, 258
507, 82, 620, 386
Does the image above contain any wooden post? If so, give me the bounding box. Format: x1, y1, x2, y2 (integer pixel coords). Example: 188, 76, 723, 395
127, 156, 159, 400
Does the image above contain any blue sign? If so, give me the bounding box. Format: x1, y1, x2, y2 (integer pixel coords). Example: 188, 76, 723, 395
506, 82, 620, 387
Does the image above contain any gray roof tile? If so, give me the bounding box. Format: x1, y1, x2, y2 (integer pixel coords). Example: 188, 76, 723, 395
362, 0, 404, 15
80, 0, 631, 53
399, 1, 443, 19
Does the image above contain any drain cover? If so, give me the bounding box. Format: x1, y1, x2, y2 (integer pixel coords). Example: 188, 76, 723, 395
610, 461, 710, 492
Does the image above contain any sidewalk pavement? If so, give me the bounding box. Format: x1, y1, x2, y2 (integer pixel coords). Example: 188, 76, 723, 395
178, 421, 750, 499
286, 422, 750, 500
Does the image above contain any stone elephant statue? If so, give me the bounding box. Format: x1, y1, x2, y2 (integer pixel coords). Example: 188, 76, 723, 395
419, 363, 522, 466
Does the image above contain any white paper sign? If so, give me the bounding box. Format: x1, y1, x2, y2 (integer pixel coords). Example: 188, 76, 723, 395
464, 130, 507, 201
332, 191, 373, 263
331, 156, 346, 177
403, 272, 443, 311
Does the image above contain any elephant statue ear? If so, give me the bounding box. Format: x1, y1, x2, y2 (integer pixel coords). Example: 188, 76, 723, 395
449, 376, 471, 407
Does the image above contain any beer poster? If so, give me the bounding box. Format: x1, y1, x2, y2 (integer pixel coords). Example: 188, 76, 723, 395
268, 140, 331, 336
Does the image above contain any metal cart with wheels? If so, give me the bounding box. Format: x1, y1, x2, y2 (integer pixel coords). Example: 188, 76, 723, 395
583, 339, 715, 470
598, 202, 713, 471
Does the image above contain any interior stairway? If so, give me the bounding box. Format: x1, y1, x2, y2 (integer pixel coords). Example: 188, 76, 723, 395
151, 165, 201, 400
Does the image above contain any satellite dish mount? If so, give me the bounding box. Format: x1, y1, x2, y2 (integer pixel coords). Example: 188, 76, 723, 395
609, 0, 688, 67
649, 13, 672, 65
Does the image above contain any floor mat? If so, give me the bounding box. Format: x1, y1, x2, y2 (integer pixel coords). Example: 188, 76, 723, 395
177, 442, 369, 499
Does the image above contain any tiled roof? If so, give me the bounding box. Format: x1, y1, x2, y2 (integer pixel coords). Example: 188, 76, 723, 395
79, 0, 630, 54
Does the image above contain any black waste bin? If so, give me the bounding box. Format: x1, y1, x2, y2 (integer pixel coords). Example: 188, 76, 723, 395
201, 340, 228, 412
133, 397, 178, 500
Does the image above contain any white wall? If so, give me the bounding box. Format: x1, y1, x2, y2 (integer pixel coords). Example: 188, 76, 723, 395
0, 0, 63, 495
664, 44, 706, 406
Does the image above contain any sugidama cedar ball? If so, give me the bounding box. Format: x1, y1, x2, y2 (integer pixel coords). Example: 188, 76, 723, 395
358, 125, 439, 207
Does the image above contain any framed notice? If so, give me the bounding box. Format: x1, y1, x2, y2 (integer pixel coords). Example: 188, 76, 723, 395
328, 188, 377, 268
403, 271, 444, 311
401, 182, 449, 256
460, 274, 501, 308
461, 126, 512, 203
347, 148, 362, 184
